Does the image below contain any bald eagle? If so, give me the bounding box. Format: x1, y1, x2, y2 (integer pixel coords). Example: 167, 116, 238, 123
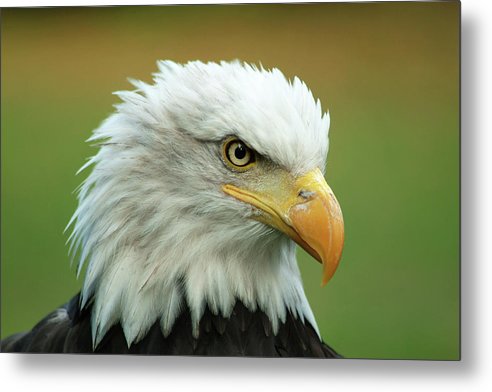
1, 61, 344, 357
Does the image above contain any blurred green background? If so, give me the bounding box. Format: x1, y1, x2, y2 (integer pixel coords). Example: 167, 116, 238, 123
1, 3, 459, 359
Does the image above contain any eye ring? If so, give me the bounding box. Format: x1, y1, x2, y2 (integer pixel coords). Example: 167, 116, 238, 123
222, 137, 256, 171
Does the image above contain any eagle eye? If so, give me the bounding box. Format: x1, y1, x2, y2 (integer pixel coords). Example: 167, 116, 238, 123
222, 138, 256, 171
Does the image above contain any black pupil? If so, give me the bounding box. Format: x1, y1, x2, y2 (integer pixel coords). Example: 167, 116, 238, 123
234, 144, 247, 160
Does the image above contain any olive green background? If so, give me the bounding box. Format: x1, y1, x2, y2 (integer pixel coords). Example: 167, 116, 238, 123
1, 2, 460, 359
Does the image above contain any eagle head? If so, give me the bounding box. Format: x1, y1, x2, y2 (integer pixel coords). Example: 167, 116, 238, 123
68, 60, 344, 347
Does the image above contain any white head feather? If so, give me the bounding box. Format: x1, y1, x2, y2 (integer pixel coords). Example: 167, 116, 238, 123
67, 60, 331, 348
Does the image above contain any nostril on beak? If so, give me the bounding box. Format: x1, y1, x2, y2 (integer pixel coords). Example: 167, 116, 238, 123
298, 190, 316, 200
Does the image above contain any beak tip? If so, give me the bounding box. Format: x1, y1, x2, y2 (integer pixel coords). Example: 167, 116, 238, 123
320, 270, 334, 288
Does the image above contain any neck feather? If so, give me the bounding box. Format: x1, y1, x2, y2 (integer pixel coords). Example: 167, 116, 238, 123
75, 216, 318, 348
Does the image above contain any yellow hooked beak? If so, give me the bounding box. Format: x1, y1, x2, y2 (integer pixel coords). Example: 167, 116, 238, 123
223, 168, 344, 286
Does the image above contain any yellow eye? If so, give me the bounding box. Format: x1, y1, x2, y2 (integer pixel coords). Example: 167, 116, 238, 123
222, 138, 256, 171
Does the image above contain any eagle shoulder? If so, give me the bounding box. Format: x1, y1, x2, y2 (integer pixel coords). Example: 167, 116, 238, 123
1, 294, 341, 358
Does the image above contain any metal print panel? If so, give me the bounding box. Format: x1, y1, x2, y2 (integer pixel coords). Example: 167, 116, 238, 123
0, 1, 460, 359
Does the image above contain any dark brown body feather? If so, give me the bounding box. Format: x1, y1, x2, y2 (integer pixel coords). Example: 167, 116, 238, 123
1, 293, 341, 357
